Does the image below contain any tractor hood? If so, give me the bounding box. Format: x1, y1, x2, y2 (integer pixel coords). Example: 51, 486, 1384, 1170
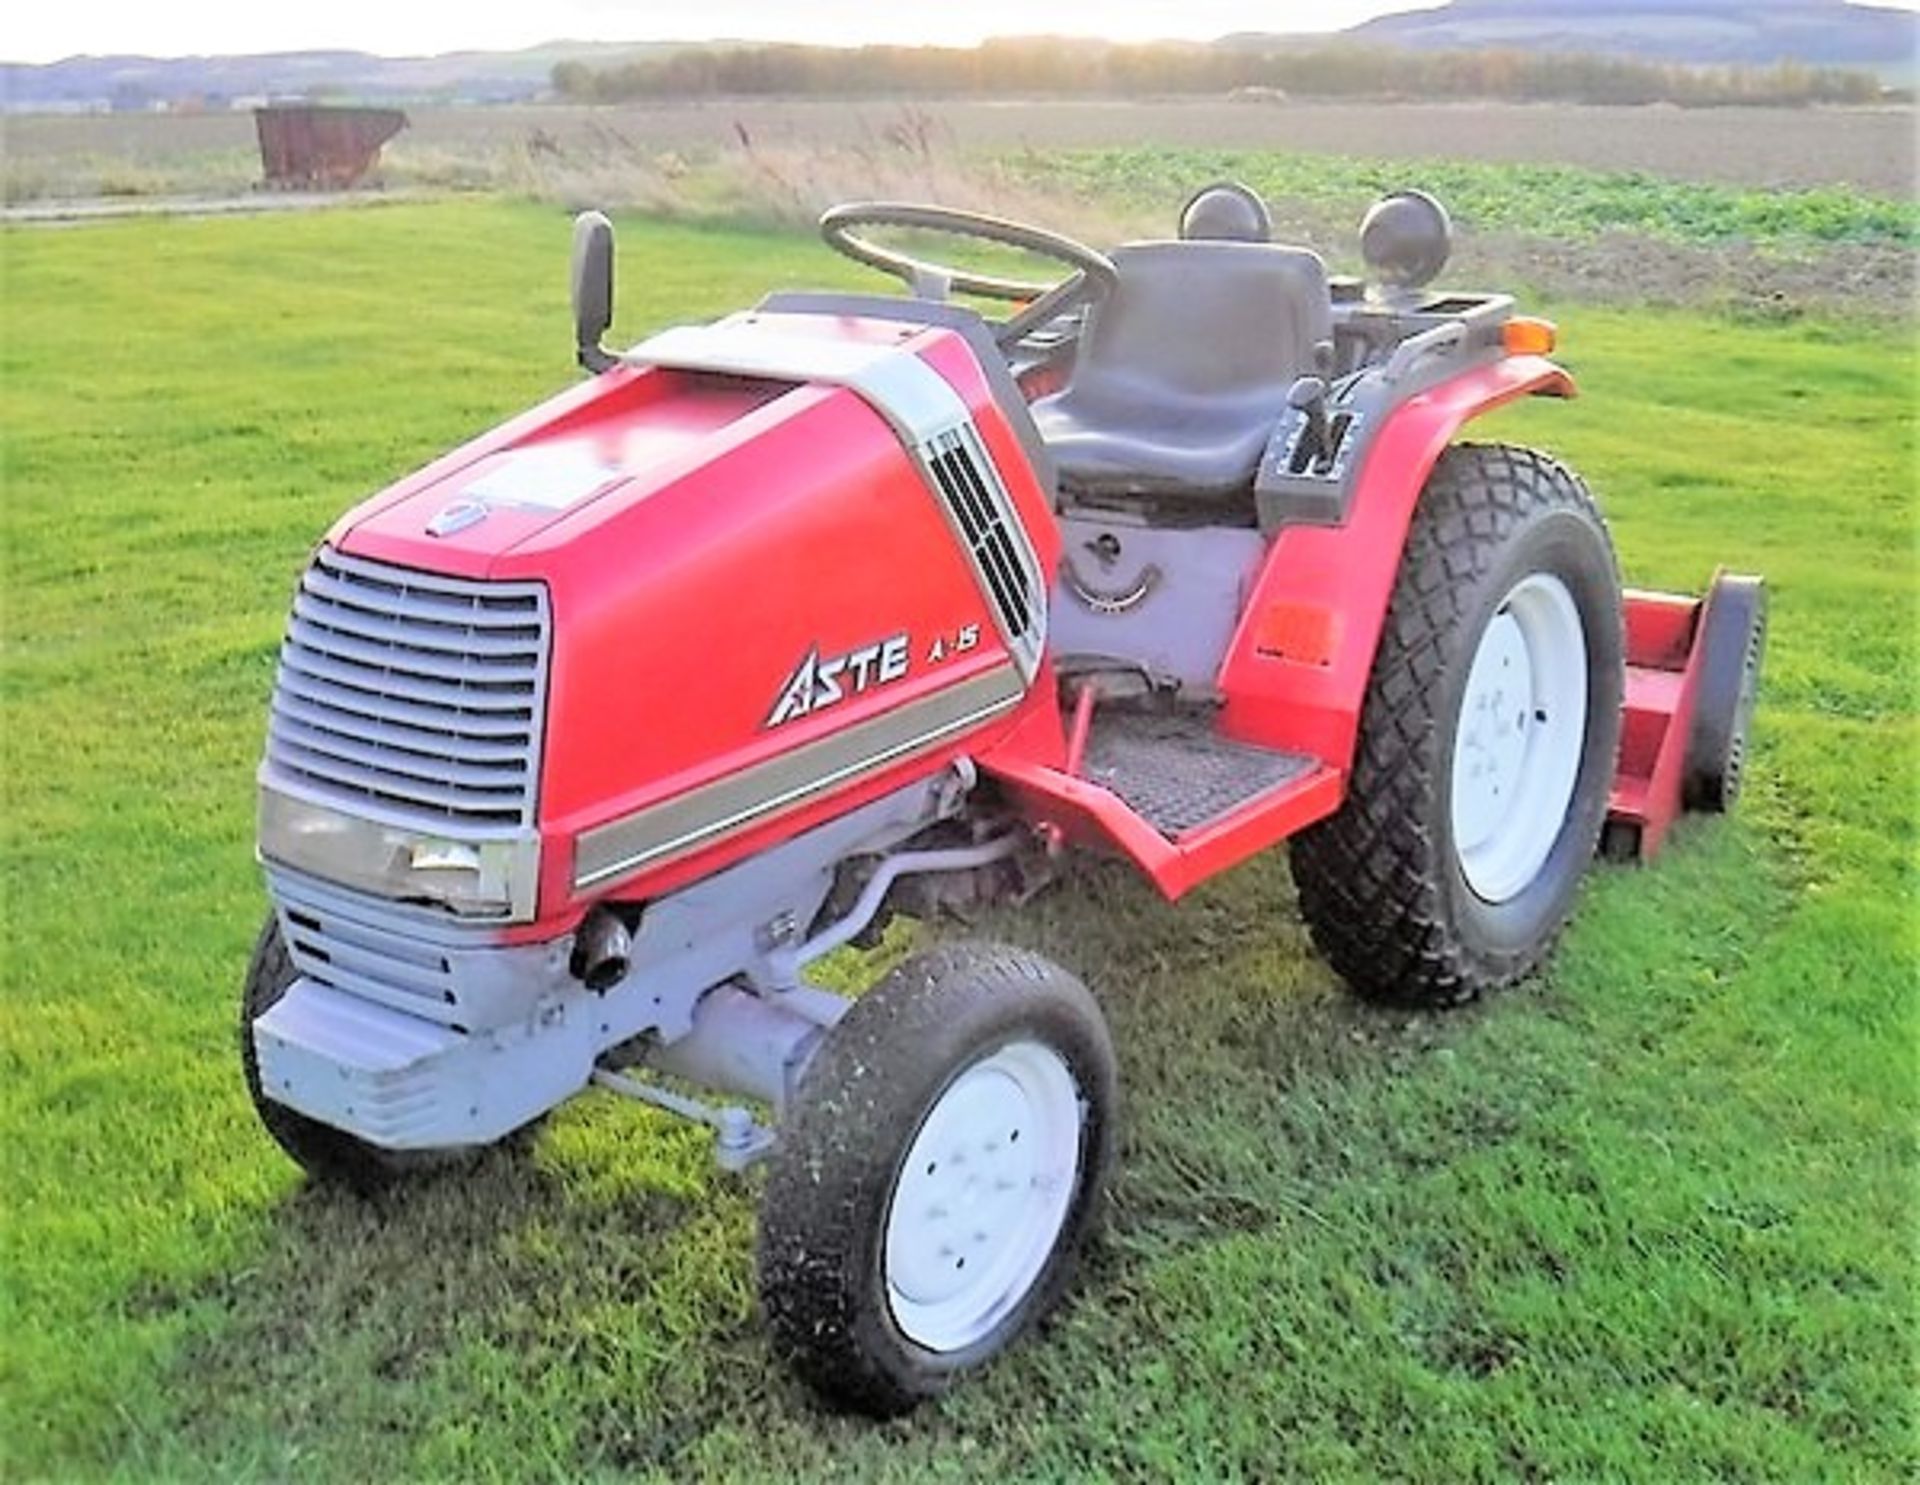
327, 358, 801, 579
326, 308, 992, 578
309, 313, 1060, 909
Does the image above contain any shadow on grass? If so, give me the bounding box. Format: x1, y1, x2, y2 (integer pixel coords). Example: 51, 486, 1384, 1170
145, 1101, 777, 1474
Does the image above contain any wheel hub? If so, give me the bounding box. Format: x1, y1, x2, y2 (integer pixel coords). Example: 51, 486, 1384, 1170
1449, 573, 1589, 903
884, 1041, 1082, 1353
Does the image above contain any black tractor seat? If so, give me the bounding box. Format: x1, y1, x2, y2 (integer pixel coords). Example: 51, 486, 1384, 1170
1032, 240, 1333, 508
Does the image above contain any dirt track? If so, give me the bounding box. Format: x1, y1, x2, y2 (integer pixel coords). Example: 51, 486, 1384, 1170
8, 99, 1915, 195
0, 190, 434, 226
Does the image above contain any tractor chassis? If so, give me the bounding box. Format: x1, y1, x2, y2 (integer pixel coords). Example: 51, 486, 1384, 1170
255, 764, 1027, 1167
257, 561, 1748, 1177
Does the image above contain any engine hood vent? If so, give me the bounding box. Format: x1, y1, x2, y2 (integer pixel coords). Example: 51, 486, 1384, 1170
920, 424, 1045, 679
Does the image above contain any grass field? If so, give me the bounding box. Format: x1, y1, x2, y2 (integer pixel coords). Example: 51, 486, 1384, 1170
16, 111, 1911, 321
1013, 148, 1917, 249
2, 198, 1914, 1480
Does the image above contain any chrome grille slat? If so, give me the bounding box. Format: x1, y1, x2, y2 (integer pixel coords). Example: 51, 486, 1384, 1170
271, 694, 531, 765
301, 565, 540, 621
285, 617, 538, 690
280, 647, 534, 716
263, 548, 549, 829
272, 736, 529, 818
276, 667, 533, 739
300, 560, 540, 618
269, 716, 527, 790
292, 592, 543, 659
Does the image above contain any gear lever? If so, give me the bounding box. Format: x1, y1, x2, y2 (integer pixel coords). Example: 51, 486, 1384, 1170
1288, 376, 1332, 467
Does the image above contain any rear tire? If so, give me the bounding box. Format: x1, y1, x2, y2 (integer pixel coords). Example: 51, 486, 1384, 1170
1291, 443, 1624, 1006
240, 913, 472, 1193
758, 941, 1116, 1417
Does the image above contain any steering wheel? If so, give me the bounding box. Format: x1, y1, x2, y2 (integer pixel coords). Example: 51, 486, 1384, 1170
820, 201, 1118, 350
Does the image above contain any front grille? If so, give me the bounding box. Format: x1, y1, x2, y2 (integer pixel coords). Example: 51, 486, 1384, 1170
920, 425, 1044, 677
277, 880, 463, 1027
264, 548, 550, 832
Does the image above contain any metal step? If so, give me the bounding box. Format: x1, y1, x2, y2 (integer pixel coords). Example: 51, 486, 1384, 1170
1081, 709, 1317, 838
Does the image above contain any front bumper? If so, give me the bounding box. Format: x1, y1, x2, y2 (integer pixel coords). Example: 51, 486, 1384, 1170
254, 868, 590, 1149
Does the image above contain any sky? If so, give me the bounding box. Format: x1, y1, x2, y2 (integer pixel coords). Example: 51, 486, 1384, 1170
5, 2, 1457, 64
7, 0, 1915, 64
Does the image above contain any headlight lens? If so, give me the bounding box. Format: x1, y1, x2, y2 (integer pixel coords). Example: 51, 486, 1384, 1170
258, 785, 538, 920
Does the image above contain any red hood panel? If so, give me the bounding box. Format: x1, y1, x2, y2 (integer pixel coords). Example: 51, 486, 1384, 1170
299, 314, 1066, 921
332, 365, 794, 578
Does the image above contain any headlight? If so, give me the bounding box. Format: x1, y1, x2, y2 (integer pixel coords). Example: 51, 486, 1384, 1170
258, 785, 539, 920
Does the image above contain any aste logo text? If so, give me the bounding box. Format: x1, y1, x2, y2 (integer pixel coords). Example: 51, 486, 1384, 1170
767, 633, 912, 728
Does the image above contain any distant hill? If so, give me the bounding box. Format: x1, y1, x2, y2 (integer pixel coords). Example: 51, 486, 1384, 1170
1347, 0, 1917, 69
0, 40, 706, 110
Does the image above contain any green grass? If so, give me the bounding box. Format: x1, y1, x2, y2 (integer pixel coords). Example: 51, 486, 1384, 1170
2, 198, 1914, 1481
1009, 148, 1920, 249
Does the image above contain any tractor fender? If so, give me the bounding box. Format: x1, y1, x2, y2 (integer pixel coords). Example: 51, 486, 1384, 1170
1216, 354, 1576, 773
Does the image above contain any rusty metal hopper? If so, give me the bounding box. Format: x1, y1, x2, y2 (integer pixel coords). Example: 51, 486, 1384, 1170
254, 104, 408, 190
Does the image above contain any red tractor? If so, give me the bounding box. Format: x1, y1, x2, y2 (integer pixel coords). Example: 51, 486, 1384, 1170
243, 186, 1764, 1414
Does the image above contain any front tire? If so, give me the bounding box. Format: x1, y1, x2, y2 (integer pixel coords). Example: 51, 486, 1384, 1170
1291, 443, 1624, 1006
758, 941, 1116, 1416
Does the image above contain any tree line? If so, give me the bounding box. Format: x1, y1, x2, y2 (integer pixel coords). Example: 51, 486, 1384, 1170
550, 40, 1886, 108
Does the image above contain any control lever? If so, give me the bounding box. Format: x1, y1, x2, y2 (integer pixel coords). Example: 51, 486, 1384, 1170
1287, 376, 1332, 466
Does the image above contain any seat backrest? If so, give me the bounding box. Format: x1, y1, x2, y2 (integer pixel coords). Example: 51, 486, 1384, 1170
1070, 240, 1332, 409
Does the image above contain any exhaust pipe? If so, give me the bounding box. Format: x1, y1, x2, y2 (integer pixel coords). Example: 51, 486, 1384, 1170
572, 906, 632, 991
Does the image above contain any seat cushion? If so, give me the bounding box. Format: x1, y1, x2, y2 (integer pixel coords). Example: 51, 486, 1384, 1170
1034, 378, 1282, 496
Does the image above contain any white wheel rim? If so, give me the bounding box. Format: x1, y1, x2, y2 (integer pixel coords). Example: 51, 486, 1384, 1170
884, 1040, 1084, 1354
1449, 572, 1589, 903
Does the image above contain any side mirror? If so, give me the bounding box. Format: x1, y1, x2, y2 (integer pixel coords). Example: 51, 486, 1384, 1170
571, 210, 616, 373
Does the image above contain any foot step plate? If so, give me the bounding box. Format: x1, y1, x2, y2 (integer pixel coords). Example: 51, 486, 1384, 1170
1082, 711, 1316, 837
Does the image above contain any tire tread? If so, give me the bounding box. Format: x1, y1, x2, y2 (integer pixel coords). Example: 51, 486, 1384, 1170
758, 940, 1115, 1417
1291, 442, 1618, 1007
